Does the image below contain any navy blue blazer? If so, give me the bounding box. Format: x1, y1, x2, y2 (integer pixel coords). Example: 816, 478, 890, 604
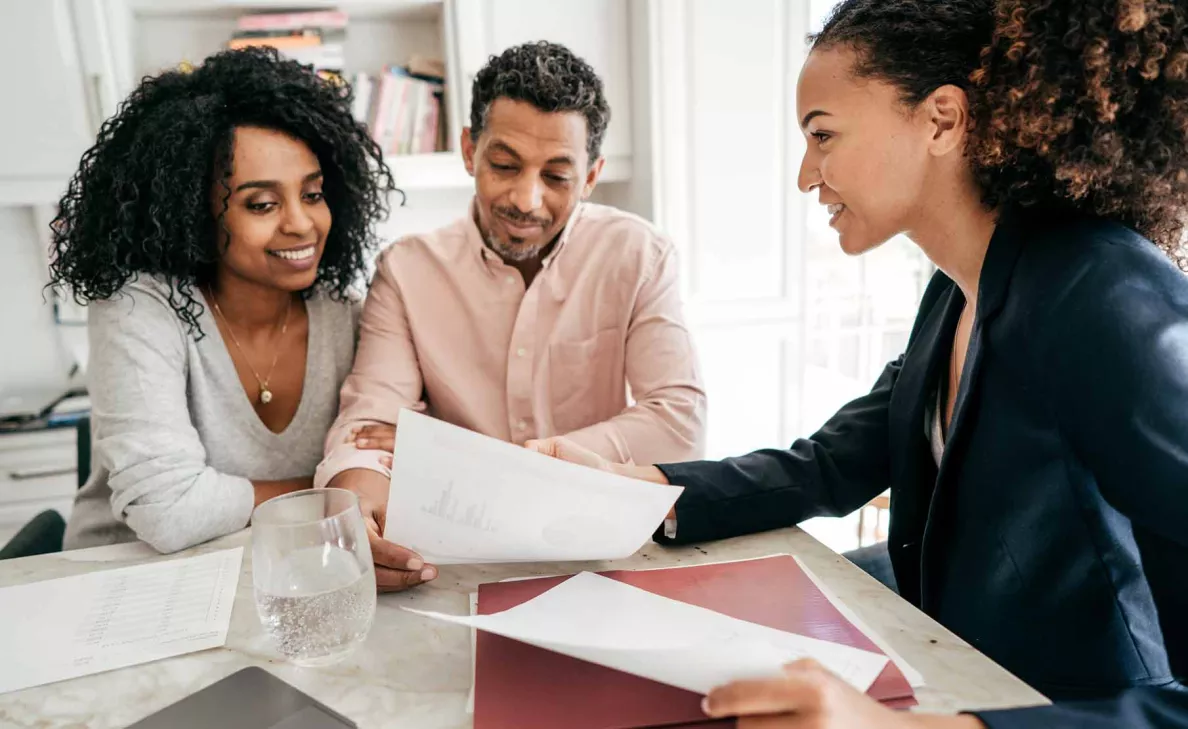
656, 208, 1188, 726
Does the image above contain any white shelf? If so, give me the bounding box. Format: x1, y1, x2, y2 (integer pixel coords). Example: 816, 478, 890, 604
386, 152, 633, 191
127, 0, 442, 21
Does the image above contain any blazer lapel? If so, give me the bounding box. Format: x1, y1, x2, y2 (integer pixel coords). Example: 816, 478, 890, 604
887, 280, 964, 604
939, 210, 1025, 453
918, 208, 1027, 606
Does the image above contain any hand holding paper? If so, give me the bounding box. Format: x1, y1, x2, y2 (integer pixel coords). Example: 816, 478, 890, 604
704, 659, 940, 729
330, 465, 435, 592
383, 410, 683, 564
405, 571, 889, 696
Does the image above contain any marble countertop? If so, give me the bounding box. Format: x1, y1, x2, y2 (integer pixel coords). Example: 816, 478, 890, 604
0, 527, 1047, 728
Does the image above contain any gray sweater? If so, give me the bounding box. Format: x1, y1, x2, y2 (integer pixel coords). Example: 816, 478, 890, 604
64, 277, 359, 553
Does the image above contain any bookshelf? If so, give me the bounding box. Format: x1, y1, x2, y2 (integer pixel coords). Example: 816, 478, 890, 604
0, 0, 635, 203
126, 1, 455, 145
111, 0, 633, 192
125, 0, 442, 20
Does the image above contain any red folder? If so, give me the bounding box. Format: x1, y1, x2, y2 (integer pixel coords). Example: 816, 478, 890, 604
474, 555, 916, 729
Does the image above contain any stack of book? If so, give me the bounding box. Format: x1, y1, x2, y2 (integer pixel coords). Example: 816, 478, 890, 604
228, 9, 347, 82
226, 9, 447, 156
350, 56, 448, 156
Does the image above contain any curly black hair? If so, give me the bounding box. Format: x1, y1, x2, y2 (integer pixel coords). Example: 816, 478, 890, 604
811, 0, 1188, 260
469, 41, 610, 161
49, 46, 397, 334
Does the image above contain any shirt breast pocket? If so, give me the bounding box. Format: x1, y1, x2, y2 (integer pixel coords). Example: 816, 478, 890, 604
548, 328, 625, 434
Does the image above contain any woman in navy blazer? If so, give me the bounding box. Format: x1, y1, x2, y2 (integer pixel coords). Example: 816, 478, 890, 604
529, 0, 1188, 726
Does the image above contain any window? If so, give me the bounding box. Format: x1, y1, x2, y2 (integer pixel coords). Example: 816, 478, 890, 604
670, 0, 933, 552
798, 1, 932, 435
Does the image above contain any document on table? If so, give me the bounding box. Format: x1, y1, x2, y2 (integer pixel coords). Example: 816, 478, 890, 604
384, 409, 684, 564
405, 571, 889, 695
0, 547, 243, 695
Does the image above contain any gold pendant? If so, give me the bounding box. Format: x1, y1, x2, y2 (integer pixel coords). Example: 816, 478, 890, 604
260, 388, 273, 405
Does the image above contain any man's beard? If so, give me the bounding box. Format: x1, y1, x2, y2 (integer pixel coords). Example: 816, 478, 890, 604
484, 234, 550, 262
484, 206, 554, 262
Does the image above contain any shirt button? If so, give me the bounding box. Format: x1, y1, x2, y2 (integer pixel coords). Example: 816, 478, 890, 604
516, 347, 527, 358
516, 420, 528, 432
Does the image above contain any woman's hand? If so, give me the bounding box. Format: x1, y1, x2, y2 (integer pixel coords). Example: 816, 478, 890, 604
524, 436, 615, 471
525, 437, 672, 486
704, 660, 985, 729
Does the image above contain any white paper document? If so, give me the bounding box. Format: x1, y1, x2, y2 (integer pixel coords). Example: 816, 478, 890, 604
0, 547, 243, 695
404, 571, 889, 695
384, 409, 684, 564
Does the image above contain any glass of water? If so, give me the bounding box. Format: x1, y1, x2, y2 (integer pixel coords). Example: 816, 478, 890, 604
252, 488, 376, 667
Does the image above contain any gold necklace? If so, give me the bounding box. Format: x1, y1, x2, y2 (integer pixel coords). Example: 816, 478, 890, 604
207, 287, 291, 405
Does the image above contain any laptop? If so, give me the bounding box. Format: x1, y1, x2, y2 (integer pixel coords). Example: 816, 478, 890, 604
128, 667, 356, 729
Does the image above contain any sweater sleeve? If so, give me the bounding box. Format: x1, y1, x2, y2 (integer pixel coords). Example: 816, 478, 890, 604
87, 284, 254, 553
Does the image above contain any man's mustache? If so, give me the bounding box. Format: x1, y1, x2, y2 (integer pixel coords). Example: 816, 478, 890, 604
494, 207, 550, 227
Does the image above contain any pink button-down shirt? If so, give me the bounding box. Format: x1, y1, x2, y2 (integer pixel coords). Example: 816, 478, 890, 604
314, 201, 706, 487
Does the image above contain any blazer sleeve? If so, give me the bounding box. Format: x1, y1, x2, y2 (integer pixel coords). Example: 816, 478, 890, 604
974, 687, 1188, 729
652, 353, 900, 545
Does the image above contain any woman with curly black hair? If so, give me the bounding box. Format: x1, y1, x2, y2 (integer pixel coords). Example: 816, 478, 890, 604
529, 0, 1188, 726
55, 47, 397, 553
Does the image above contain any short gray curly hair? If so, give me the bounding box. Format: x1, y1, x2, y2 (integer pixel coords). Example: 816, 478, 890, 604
469, 41, 611, 161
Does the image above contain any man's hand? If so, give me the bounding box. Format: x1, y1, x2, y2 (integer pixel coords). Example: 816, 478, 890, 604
328, 468, 436, 592
704, 659, 986, 729
525, 437, 672, 486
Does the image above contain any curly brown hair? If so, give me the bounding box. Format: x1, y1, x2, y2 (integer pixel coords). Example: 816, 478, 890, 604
813, 0, 1188, 261
49, 47, 397, 334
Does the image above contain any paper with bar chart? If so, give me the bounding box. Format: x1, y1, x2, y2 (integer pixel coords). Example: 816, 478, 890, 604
383, 410, 684, 564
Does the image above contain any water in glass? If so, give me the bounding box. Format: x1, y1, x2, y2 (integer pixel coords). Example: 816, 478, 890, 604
252, 489, 376, 666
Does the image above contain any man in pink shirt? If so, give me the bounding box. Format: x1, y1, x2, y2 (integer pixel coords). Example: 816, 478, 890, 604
317, 42, 707, 591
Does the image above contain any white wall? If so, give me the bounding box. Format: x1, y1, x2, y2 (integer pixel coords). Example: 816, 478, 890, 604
0, 208, 82, 401
645, 0, 930, 553
375, 188, 473, 244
